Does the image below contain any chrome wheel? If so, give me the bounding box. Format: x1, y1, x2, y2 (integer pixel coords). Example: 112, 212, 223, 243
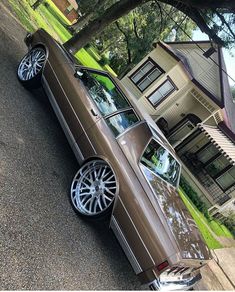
18, 47, 46, 81
71, 160, 117, 216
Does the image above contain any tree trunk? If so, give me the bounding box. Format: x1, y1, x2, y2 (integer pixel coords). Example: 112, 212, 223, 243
63, 0, 233, 54
68, 13, 93, 33
31, 0, 44, 10
63, 0, 146, 54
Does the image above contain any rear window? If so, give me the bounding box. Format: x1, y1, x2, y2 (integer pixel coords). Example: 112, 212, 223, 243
140, 139, 180, 187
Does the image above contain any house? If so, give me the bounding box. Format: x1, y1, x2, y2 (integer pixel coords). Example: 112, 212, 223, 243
51, 0, 79, 23
121, 40, 235, 219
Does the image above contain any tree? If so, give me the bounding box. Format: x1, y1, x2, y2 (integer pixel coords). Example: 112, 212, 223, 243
63, 0, 235, 54
91, 2, 196, 75
68, 0, 115, 32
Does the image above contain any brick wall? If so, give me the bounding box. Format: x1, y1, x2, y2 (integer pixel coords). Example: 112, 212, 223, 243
51, 0, 78, 23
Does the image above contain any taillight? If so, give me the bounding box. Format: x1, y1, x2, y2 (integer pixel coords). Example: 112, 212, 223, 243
156, 260, 169, 272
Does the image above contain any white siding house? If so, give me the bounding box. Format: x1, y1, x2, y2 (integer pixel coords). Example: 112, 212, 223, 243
121, 41, 235, 218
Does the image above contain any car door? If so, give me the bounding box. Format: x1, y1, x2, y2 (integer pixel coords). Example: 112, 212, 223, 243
71, 69, 139, 158
43, 42, 101, 159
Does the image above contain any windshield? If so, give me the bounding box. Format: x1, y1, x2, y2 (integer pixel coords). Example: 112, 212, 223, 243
140, 139, 180, 187
81, 70, 130, 116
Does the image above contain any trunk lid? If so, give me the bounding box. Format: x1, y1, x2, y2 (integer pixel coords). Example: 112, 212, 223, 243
141, 164, 211, 261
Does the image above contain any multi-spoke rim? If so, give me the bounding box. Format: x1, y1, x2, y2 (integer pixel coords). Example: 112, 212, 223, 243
18, 47, 46, 81
71, 160, 117, 216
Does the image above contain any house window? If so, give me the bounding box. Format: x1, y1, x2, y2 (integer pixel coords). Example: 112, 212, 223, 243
197, 144, 219, 164
65, 4, 73, 14
205, 155, 231, 177
168, 120, 195, 146
216, 166, 235, 191
147, 78, 176, 107
197, 143, 234, 191
130, 58, 164, 91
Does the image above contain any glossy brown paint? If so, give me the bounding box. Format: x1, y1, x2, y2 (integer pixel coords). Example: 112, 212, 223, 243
27, 29, 211, 286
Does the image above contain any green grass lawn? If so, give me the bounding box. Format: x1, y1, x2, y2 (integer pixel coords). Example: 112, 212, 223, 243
208, 220, 233, 238
46, 0, 71, 26
179, 189, 222, 249
8, 0, 116, 75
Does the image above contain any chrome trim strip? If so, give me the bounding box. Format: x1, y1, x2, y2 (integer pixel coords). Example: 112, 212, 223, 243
46, 60, 97, 155
110, 216, 142, 274
117, 197, 155, 265
42, 76, 84, 164
104, 107, 136, 119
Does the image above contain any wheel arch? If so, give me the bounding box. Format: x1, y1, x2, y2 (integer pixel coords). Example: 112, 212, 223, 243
31, 43, 49, 58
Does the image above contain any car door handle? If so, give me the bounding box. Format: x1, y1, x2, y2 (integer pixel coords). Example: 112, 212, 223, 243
91, 109, 98, 116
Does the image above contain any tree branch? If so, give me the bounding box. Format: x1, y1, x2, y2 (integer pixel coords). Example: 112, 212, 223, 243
215, 10, 235, 40
133, 17, 141, 39
154, 1, 164, 34
158, 0, 226, 45
64, 0, 147, 53
115, 21, 132, 63
176, 0, 235, 9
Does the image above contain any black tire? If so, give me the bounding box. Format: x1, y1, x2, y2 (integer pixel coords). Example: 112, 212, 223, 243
17, 47, 46, 89
70, 160, 117, 219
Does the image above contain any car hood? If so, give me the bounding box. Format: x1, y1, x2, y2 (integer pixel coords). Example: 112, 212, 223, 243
140, 165, 211, 261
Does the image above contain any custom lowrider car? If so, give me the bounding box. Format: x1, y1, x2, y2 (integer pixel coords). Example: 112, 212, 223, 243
17, 29, 211, 290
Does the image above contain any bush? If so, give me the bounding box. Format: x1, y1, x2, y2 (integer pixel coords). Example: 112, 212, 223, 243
180, 176, 211, 220
84, 43, 91, 50
98, 55, 110, 66
219, 211, 235, 236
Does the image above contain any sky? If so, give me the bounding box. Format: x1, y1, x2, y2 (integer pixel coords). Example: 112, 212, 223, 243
193, 29, 235, 87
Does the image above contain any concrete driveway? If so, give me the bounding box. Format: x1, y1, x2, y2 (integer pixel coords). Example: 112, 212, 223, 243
0, 4, 141, 290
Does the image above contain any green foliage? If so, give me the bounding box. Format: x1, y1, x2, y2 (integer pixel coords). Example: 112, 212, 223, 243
91, 1, 196, 76
208, 219, 234, 238
179, 189, 222, 249
218, 211, 235, 236
75, 0, 115, 20
202, 10, 235, 48
98, 55, 110, 66
180, 176, 211, 220
180, 177, 235, 237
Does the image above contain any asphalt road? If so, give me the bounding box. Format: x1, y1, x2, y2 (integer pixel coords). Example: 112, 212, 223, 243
0, 4, 141, 290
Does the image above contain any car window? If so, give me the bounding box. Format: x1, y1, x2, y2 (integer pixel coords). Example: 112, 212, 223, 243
140, 139, 180, 187
81, 70, 130, 116
106, 110, 139, 137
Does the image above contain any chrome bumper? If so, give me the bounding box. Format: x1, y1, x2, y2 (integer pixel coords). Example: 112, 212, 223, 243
148, 272, 201, 291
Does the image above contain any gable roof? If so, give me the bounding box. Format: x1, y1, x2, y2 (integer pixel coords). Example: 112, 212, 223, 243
156, 41, 225, 108
157, 40, 235, 138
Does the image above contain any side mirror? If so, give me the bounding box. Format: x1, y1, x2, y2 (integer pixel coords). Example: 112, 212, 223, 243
74, 69, 84, 78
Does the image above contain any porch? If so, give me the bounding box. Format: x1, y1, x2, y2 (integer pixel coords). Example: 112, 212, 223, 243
154, 88, 235, 214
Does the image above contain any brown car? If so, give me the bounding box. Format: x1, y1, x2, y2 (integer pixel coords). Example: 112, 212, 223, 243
17, 29, 211, 290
